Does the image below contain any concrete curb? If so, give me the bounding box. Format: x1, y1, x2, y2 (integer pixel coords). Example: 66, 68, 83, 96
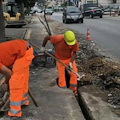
78, 88, 120, 120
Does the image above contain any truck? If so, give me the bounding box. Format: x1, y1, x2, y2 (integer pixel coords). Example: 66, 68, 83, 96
2, 0, 27, 27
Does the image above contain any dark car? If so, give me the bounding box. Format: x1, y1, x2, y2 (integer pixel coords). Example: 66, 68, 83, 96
83, 7, 103, 18
118, 10, 120, 16
103, 8, 118, 15
62, 6, 84, 24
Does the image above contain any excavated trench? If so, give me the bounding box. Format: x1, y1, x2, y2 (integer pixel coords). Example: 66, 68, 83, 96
77, 92, 94, 120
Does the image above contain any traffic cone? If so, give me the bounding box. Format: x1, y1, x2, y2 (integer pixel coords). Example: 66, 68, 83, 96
87, 29, 92, 41
46, 15, 50, 21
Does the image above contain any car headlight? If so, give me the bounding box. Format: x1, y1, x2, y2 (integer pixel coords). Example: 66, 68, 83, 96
67, 16, 71, 18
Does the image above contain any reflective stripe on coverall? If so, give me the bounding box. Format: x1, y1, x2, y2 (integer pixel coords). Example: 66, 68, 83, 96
8, 47, 34, 117
56, 59, 77, 92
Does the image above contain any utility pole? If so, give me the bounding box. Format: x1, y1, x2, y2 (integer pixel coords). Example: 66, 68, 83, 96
0, 0, 5, 42
96, 0, 98, 6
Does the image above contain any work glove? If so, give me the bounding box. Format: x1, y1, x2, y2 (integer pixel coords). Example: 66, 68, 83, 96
69, 62, 73, 69
40, 47, 45, 52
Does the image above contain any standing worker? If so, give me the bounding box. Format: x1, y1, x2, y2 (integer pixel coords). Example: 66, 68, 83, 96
0, 39, 34, 120
41, 31, 79, 96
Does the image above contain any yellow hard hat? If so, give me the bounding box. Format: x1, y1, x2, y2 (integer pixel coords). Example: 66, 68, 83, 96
64, 31, 76, 45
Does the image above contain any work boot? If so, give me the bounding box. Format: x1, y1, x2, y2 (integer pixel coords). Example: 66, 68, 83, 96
3, 116, 21, 120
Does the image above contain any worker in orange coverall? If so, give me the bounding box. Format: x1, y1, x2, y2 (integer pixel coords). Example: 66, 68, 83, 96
41, 31, 79, 96
0, 40, 34, 120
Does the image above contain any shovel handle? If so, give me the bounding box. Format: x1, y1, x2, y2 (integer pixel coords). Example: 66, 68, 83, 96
29, 42, 81, 78
28, 88, 39, 107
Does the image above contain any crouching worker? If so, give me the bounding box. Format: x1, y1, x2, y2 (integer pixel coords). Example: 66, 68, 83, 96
0, 40, 34, 120
41, 31, 79, 96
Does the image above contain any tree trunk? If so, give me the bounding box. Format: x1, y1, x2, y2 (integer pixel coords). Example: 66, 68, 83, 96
113, 0, 116, 3
0, 1, 6, 43
18, 2, 25, 20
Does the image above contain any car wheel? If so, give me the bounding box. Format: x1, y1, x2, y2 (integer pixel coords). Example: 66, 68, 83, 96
81, 18, 84, 23
90, 14, 93, 18
100, 15, 103, 18
51, 13, 52, 15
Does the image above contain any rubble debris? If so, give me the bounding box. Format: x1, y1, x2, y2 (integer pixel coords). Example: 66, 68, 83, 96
77, 55, 120, 107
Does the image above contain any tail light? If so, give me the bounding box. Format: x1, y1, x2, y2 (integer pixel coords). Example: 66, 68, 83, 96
91, 9, 94, 12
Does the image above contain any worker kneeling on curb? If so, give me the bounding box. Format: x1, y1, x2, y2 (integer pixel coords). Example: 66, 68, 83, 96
41, 31, 79, 96
0, 40, 34, 120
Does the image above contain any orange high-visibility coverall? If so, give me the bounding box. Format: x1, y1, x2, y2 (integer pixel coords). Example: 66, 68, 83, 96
50, 35, 79, 93
0, 40, 34, 117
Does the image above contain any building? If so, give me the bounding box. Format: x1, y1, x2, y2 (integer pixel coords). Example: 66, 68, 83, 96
81, 0, 120, 5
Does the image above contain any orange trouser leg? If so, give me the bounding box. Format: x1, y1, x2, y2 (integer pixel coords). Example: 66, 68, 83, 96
69, 61, 78, 92
56, 60, 67, 88
8, 47, 34, 117
21, 66, 29, 106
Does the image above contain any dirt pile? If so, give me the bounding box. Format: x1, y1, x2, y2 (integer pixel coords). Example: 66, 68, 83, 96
76, 37, 120, 107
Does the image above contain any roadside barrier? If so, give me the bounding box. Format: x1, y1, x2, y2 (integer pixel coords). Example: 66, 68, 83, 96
46, 15, 50, 21
87, 28, 92, 41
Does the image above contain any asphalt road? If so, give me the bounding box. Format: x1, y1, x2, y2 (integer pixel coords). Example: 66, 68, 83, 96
5, 16, 32, 39
51, 12, 120, 60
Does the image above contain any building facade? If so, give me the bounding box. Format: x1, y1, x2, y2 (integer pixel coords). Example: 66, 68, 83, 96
81, 0, 120, 5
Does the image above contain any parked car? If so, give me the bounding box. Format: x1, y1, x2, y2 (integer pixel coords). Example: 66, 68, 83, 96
45, 9, 53, 15
30, 7, 42, 14
103, 8, 118, 15
58, 7, 63, 11
118, 10, 120, 16
62, 6, 84, 24
83, 7, 103, 18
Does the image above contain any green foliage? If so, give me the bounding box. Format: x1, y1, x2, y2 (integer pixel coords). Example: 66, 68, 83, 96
25, 0, 37, 7
61, 2, 66, 7
15, 0, 37, 7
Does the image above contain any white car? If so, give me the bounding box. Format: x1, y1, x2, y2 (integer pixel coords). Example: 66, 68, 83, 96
45, 9, 53, 15
30, 7, 42, 14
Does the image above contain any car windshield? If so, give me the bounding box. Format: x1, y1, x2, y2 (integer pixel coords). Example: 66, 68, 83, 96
67, 7, 80, 13
46, 9, 51, 11
88, 7, 101, 10
2, 4, 18, 12
94, 8, 101, 11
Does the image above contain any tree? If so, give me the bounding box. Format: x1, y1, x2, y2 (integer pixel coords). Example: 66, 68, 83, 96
15, 0, 25, 20
113, 0, 116, 3
0, 0, 5, 43
15, 0, 37, 18
24, 0, 37, 8
24, 0, 37, 15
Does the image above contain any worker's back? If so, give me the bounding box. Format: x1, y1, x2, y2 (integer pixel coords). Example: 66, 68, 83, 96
0, 40, 27, 68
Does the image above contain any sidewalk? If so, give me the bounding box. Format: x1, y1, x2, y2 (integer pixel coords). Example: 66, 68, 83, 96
5, 16, 85, 120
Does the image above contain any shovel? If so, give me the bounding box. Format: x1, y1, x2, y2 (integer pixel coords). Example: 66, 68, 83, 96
28, 41, 85, 80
